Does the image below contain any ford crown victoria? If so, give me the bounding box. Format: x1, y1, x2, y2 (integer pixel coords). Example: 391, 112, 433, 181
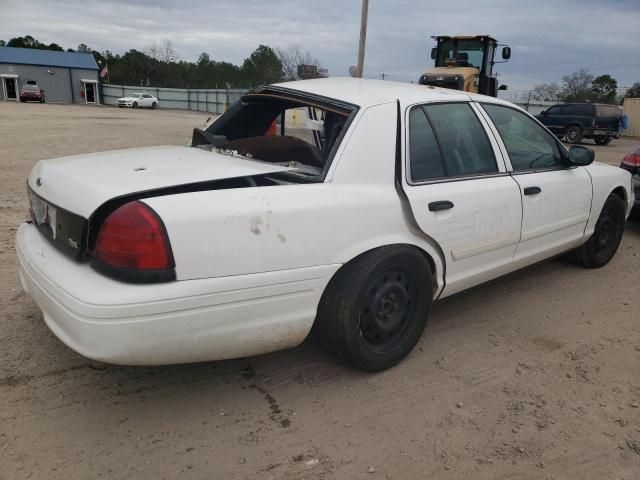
16, 78, 634, 371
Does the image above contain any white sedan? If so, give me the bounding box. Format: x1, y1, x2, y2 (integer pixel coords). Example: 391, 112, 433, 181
117, 92, 158, 109
17, 78, 634, 371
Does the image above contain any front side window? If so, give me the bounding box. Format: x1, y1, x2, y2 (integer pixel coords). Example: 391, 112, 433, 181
483, 104, 564, 171
436, 39, 485, 70
546, 105, 562, 115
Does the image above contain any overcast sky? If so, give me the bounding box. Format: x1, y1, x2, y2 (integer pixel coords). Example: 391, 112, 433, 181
1, 0, 639, 93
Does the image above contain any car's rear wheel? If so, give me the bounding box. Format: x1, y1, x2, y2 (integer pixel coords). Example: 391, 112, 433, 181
315, 245, 433, 371
565, 125, 583, 143
151, 102, 157, 109
573, 193, 626, 268
132, 101, 138, 108
594, 136, 612, 145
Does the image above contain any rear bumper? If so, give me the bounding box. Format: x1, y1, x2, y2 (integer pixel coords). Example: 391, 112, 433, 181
17, 223, 338, 365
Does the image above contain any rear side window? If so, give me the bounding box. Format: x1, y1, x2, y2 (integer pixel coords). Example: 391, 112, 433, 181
423, 103, 497, 177
596, 104, 620, 117
409, 108, 445, 180
408, 103, 497, 181
483, 104, 563, 171
563, 104, 593, 116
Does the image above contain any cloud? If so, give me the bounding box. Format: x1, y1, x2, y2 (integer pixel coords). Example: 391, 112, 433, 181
1, 0, 638, 90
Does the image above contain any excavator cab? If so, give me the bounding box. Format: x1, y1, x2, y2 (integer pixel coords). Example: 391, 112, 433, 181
419, 35, 510, 97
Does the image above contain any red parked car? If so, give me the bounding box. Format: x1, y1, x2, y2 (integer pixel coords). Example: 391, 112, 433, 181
620, 149, 640, 213
19, 84, 45, 103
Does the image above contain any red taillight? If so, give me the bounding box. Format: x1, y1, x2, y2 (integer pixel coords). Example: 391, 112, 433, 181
94, 201, 174, 270
621, 153, 640, 168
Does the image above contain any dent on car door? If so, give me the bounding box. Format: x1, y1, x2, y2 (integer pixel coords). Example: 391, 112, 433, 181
402, 102, 522, 297
480, 103, 592, 263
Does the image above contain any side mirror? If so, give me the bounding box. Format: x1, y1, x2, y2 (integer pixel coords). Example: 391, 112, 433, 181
430, 47, 437, 60
540, 110, 547, 115
498, 84, 508, 91
502, 46, 511, 60
568, 145, 594, 166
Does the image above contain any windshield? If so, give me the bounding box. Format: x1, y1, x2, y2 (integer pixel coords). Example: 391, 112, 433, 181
130, 93, 143, 98
436, 39, 485, 70
22, 85, 39, 91
191, 89, 357, 181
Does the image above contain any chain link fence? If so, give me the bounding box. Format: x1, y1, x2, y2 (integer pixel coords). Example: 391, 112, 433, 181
101, 84, 247, 113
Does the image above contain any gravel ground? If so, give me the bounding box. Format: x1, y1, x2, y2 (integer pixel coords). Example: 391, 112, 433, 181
1, 102, 639, 480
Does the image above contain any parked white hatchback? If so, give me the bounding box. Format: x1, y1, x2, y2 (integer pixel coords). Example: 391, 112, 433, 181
17, 78, 634, 371
117, 92, 159, 109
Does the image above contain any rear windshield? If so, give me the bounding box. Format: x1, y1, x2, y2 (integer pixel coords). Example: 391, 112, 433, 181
595, 104, 621, 117
192, 88, 358, 181
22, 85, 39, 91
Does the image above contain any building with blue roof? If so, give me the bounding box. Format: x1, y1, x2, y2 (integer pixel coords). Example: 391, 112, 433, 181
0, 47, 100, 104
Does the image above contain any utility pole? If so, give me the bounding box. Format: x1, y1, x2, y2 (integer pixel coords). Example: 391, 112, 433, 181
356, 0, 369, 78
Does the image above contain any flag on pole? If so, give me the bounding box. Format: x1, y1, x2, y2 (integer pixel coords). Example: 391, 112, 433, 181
100, 66, 108, 78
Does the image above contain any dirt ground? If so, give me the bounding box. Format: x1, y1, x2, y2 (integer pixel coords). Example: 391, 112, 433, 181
1, 102, 639, 480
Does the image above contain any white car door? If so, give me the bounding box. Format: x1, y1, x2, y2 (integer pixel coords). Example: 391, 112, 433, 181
141, 94, 152, 107
479, 103, 592, 264
402, 102, 523, 297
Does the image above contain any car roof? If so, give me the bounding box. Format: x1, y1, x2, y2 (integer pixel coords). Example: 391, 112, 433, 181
271, 77, 513, 109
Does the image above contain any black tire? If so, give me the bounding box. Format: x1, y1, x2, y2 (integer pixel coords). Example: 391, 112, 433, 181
565, 125, 583, 143
151, 102, 157, 109
132, 101, 138, 108
573, 194, 626, 268
315, 245, 433, 371
594, 136, 612, 145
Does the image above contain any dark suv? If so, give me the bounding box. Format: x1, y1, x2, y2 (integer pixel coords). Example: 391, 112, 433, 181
536, 103, 621, 145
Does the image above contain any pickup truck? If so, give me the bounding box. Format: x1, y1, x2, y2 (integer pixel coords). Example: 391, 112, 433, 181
536, 102, 621, 145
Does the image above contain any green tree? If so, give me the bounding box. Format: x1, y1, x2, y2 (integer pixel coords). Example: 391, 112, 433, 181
624, 82, 640, 99
197, 52, 211, 66
242, 45, 283, 86
0, 40, 6, 47
591, 74, 617, 103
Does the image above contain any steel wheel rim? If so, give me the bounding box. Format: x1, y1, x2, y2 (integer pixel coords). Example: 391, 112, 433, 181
358, 269, 417, 348
594, 206, 617, 254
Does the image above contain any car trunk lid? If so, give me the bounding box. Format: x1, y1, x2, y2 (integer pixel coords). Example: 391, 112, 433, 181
28, 145, 292, 218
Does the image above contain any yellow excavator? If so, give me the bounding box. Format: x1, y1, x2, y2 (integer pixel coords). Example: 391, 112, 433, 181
418, 35, 511, 97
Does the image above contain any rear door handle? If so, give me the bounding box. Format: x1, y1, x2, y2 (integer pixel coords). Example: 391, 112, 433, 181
523, 186, 542, 196
428, 200, 454, 212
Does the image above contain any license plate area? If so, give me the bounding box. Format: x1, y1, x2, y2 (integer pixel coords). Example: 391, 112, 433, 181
28, 188, 87, 258
29, 190, 57, 239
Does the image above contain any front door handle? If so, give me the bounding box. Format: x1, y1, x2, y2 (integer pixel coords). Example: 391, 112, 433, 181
523, 186, 542, 196
428, 200, 454, 212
